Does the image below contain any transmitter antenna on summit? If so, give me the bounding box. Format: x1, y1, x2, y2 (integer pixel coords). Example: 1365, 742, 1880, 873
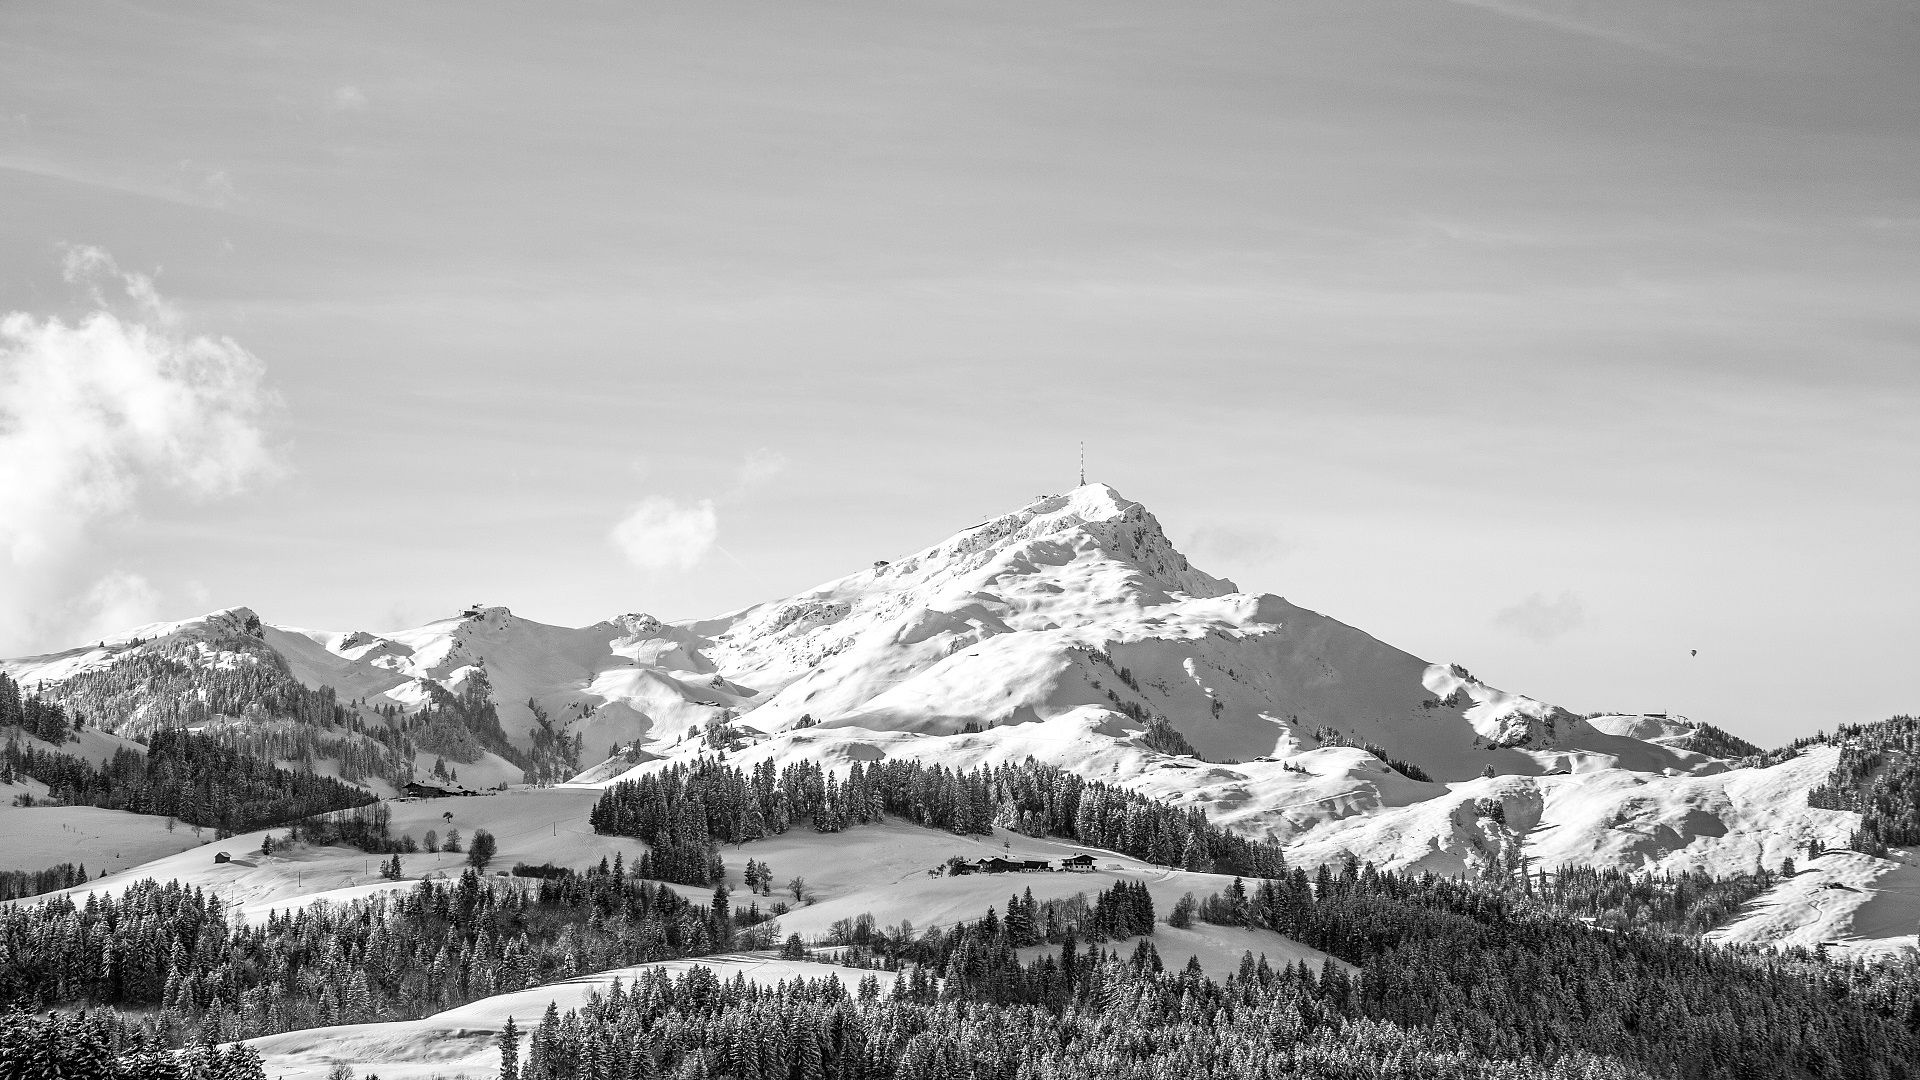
1079, 441, 1085, 486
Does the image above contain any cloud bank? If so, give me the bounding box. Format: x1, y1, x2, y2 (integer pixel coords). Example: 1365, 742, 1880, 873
610, 497, 719, 572
0, 247, 279, 651
1186, 524, 1293, 567
607, 449, 787, 574
1492, 590, 1587, 643
732, 447, 788, 492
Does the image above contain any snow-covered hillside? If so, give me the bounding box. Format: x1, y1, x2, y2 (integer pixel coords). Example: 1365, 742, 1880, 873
5, 486, 1698, 783
4, 483, 1902, 948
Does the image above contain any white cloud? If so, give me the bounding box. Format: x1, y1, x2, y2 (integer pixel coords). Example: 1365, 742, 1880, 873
1186, 524, 1293, 566
0, 247, 280, 651
605, 451, 782, 576
609, 497, 718, 572
332, 85, 369, 111
732, 447, 789, 491
200, 168, 235, 205
1492, 590, 1586, 643
169, 160, 236, 207
74, 571, 162, 644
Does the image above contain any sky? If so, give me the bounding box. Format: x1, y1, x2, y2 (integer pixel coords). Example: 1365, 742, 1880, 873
0, 1, 1915, 747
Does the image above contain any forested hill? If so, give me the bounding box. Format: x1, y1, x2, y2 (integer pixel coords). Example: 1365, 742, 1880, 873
589, 755, 1289, 885
7, 618, 535, 788
25, 613, 341, 737
3, 726, 375, 835
1807, 713, 1920, 855
0, 671, 85, 743
8, 849, 1919, 1078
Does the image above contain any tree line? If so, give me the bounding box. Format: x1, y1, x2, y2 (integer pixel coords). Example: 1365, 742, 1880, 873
1, 727, 375, 836
1806, 714, 1920, 853
589, 755, 1289, 885
0, 862, 89, 902
0, 1010, 265, 1080
0, 671, 83, 744
502, 937, 1641, 1080
0, 863, 762, 1047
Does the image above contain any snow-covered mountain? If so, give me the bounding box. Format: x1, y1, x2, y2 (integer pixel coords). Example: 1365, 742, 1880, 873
3, 483, 1886, 916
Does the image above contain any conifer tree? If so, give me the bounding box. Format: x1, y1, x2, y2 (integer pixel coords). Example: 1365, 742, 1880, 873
498, 1015, 520, 1080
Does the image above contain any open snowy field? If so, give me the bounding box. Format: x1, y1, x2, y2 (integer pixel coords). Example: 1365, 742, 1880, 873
9, 787, 649, 916
1712, 846, 1920, 959
0, 803, 209, 873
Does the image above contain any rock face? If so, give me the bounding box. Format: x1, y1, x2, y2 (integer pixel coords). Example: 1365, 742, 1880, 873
5, 483, 1847, 885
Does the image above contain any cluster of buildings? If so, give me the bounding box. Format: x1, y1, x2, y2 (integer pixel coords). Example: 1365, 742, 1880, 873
952, 852, 1099, 875
399, 781, 484, 799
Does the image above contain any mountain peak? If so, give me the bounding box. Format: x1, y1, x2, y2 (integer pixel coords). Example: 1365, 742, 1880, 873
1018, 482, 1138, 524
114, 605, 263, 646
872, 483, 1234, 603
458, 604, 513, 622
1013, 483, 1236, 600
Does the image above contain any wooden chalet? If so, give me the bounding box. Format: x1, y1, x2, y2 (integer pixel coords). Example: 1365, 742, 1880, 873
403, 781, 459, 799
971, 856, 1055, 874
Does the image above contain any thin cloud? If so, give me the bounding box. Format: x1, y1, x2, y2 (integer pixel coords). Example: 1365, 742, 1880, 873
732, 447, 789, 491
1186, 524, 1294, 566
0, 156, 239, 211
332, 85, 369, 111
0, 247, 281, 651
1493, 590, 1587, 643
171, 159, 239, 208
610, 497, 718, 572
200, 168, 235, 206
1444, 0, 1697, 61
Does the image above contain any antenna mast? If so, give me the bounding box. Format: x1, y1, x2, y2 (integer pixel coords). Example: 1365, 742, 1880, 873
1079, 441, 1086, 487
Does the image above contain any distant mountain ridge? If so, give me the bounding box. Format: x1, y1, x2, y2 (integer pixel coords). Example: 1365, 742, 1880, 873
6, 484, 1707, 777
1, 484, 1891, 941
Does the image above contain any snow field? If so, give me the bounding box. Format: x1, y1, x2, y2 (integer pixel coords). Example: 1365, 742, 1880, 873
0, 803, 208, 873
1711, 847, 1920, 959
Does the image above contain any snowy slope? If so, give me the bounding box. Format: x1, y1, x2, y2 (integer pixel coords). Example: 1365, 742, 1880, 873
1710, 844, 1920, 960
10, 481, 1893, 949
0, 804, 208, 873
4, 485, 1716, 781
1276, 744, 1861, 880
5, 786, 648, 917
